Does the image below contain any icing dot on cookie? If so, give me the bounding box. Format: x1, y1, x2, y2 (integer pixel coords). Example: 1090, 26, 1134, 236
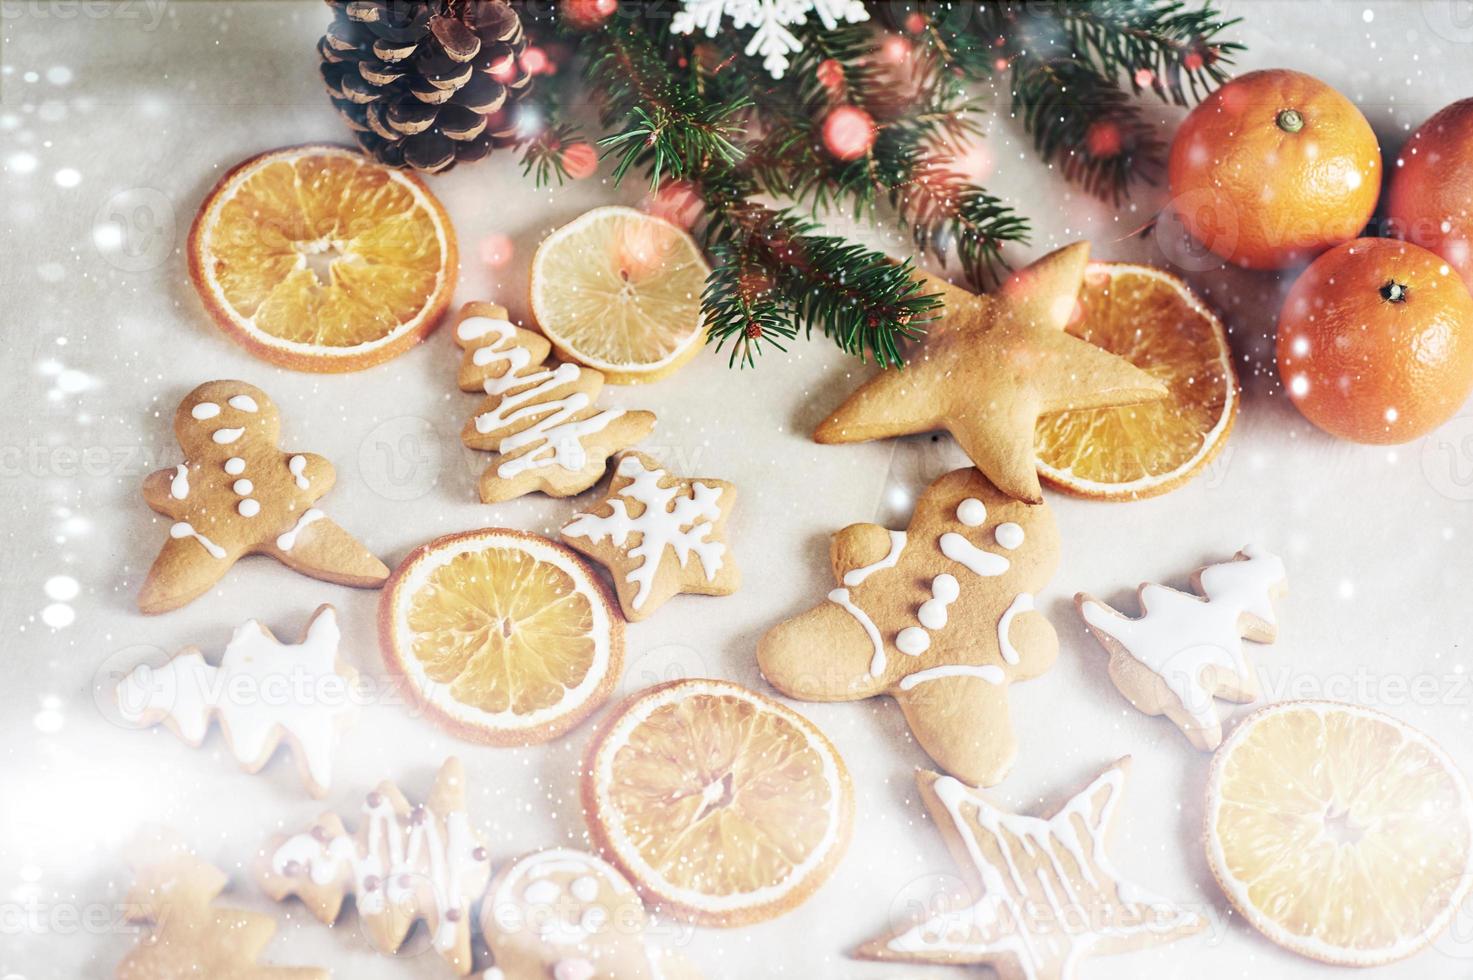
289, 454, 310, 489
569, 875, 599, 902
238, 499, 260, 518
995, 522, 1025, 550
896, 627, 931, 656
523, 879, 560, 905
227, 394, 259, 412
233, 479, 253, 496
212, 427, 244, 444
191, 402, 220, 420
224, 457, 246, 476
956, 498, 986, 527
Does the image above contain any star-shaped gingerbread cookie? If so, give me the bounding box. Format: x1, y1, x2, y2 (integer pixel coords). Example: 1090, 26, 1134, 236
138, 381, 390, 614
561, 451, 738, 621
815, 242, 1167, 503
857, 759, 1205, 978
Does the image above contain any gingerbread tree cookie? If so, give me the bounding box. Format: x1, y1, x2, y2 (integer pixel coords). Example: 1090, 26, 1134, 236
119, 829, 325, 980
1076, 546, 1287, 750
256, 757, 490, 975
138, 380, 389, 614
561, 451, 738, 621
454, 302, 657, 503
115, 605, 356, 797
758, 468, 1059, 787
857, 759, 1205, 977
480, 848, 704, 980
814, 242, 1167, 504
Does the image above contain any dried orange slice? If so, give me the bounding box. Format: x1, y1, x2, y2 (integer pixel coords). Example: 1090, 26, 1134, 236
582, 678, 853, 926
188, 144, 457, 372
1206, 700, 1473, 965
1035, 261, 1238, 499
380, 529, 621, 745
530, 206, 709, 384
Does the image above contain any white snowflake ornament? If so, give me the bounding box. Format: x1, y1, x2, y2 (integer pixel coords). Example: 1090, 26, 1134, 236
671, 0, 871, 79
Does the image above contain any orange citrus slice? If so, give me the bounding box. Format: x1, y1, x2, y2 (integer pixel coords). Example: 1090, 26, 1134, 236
1035, 261, 1238, 499
188, 144, 457, 372
582, 678, 853, 926
1206, 700, 1473, 965
530, 206, 709, 384
380, 529, 621, 745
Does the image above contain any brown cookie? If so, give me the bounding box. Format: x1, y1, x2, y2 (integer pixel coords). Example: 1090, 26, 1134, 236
1076, 546, 1288, 750
256, 757, 490, 975
454, 302, 657, 502
138, 380, 389, 613
561, 451, 739, 621
480, 849, 704, 980
758, 467, 1059, 787
856, 759, 1206, 977
814, 242, 1167, 503
119, 828, 326, 980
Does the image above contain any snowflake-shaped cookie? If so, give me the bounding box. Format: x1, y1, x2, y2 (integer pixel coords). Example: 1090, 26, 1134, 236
671, 0, 870, 78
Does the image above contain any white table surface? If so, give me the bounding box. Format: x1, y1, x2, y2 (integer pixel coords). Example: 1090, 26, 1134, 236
4, 1, 1473, 977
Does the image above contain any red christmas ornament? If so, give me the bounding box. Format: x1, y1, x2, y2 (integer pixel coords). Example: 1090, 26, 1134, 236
822, 106, 876, 161
561, 142, 599, 179
562, 0, 618, 30
816, 58, 844, 92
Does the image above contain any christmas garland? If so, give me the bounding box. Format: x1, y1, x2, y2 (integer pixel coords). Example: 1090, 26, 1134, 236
323, 0, 1243, 368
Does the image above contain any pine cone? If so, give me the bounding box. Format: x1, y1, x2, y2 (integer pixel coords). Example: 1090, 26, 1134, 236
319, 0, 533, 174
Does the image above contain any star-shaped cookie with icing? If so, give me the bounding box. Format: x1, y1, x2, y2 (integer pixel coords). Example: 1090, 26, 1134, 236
138, 381, 390, 614
857, 758, 1205, 978
815, 242, 1167, 503
561, 451, 738, 621
758, 467, 1058, 787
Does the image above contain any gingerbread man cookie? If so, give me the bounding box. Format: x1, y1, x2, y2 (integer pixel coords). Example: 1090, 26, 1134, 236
480, 848, 704, 980
120, 829, 326, 980
257, 757, 490, 975
1076, 546, 1287, 750
561, 451, 739, 621
116, 605, 355, 797
857, 759, 1205, 977
138, 381, 389, 613
758, 468, 1059, 787
454, 302, 657, 503
814, 242, 1167, 504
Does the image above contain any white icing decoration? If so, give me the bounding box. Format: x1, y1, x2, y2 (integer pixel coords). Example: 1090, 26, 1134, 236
842, 530, 906, 587
1080, 546, 1286, 727
553, 959, 595, 980
227, 394, 259, 412
940, 532, 1010, 577
885, 768, 1200, 973
288, 454, 310, 489
169, 464, 189, 500
563, 456, 726, 611
998, 593, 1034, 665
276, 509, 325, 551
463, 317, 625, 479
917, 574, 960, 630
570, 875, 599, 902
995, 523, 1025, 550
224, 457, 246, 476
956, 498, 987, 527
191, 402, 220, 420
116, 609, 348, 790
828, 588, 886, 676
238, 499, 260, 518
170, 521, 225, 559
232, 479, 253, 496
896, 627, 930, 656
212, 426, 245, 445
524, 879, 561, 905
270, 784, 485, 952
899, 664, 1005, 690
